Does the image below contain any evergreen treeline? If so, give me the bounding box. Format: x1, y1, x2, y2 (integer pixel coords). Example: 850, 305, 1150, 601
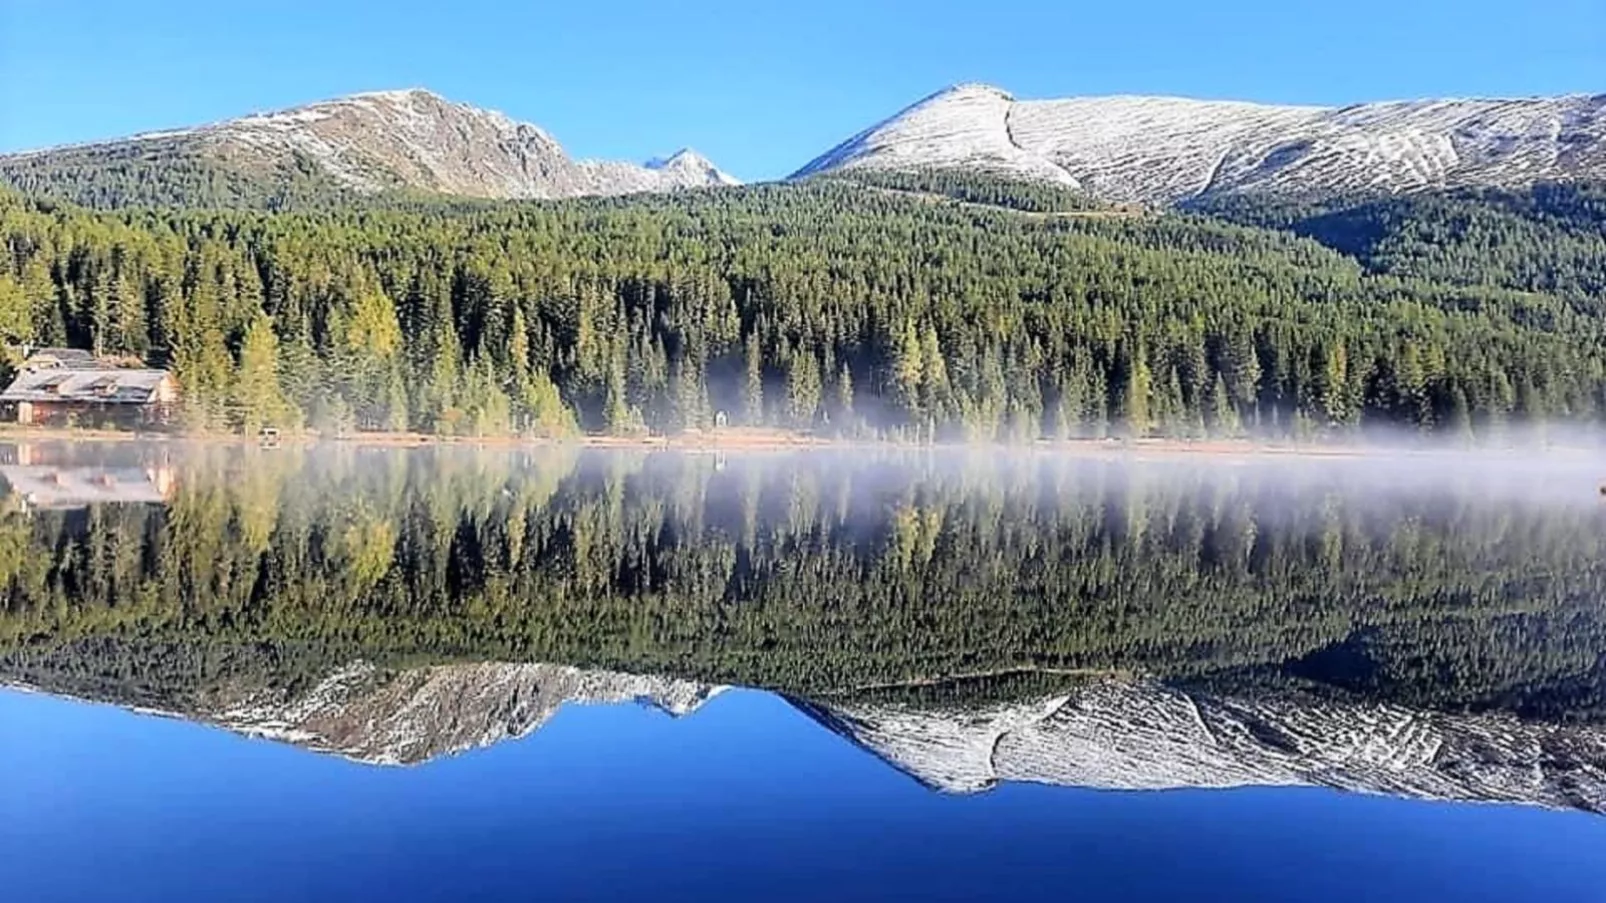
0, 143, 359, 212
3, 445, 1604, 719
2, 179, 1605, 439
824, 168, 1108, 213
1197, 182, 1606, 302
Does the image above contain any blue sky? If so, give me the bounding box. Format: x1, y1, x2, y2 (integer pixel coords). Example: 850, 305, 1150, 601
1, 0, 1601, 180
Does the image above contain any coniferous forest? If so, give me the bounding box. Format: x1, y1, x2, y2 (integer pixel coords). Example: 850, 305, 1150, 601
1, 175, 1604, 440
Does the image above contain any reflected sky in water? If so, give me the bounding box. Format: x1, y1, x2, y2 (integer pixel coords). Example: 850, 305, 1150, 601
4, 442, 1606, 901
4, 687, 1605, 903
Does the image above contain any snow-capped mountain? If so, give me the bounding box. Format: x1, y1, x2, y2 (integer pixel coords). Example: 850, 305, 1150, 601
0, 89, 738, 205
794, 677, 1606, 813
644, 149, 743, 187
791, 83, 1606, 205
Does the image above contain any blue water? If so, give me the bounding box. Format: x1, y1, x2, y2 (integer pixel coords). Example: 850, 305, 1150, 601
2, 688, 1604, 902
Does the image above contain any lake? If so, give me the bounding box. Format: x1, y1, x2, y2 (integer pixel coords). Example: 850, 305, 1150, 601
1, 441, 1604, 902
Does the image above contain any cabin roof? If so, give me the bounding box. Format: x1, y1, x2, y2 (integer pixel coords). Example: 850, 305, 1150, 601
22, 348, 100, 370
0, 368, 173, 405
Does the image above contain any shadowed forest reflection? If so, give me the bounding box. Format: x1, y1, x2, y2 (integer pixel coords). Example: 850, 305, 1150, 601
3, 443, 1606, 723
1, 441, 1604, 728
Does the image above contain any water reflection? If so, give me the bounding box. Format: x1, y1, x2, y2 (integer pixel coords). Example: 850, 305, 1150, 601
0, 441, 176, 511
2, 441, 1605, 818
51, 649, 1603, 814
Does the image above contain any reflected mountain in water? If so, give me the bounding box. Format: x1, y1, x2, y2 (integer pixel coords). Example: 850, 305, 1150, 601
9, 655, 1603, 814
797, 677, 1606, 811
214, 661, 724, 765
4, 658, 722, 766
3, 441, 1606, 812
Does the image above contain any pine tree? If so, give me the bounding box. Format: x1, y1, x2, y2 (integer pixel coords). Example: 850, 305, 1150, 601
1051, 369, 1084, 440
1321, 340, 1352, 427
0, 273, 32, 349
604, 346, 644, 436
0, 176, 1600, 440
786, 348, 822, 428
892, 319, 924, 419
522, 369, 578, 438
1448, 385, 1475, 446
831, 362, 855, 435
230, 314, 294, 433
1119, 340, 1152, 438
743, 331, 765, 426
1208, 374, 1240, 436
919, 325, 949, 421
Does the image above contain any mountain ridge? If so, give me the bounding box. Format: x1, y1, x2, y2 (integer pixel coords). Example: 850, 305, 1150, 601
6, 82, 1604, 210
792, 82, 1606, 205
0, 88, 739, 208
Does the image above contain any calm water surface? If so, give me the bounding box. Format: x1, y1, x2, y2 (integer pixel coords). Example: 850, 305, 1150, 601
1, 441, 1604, 902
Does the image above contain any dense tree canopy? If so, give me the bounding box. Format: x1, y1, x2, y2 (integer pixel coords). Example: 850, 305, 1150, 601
1, 177, 1603, 440
1195, 182, 1606, 303
0, 143, 360, 212
821, 168, 1110, 213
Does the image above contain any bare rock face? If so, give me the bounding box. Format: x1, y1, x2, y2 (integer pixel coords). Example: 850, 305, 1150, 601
213, 661, 725, 765
795, 677, 1606, 814
792, 83, 1606, 205
1, 88, 738, 203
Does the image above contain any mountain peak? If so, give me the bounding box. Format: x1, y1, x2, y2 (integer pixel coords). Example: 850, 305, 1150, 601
644, 148, 741, 186
645, 148, 707, 168
928, 83, 1015, 103
344, 87, 441, 103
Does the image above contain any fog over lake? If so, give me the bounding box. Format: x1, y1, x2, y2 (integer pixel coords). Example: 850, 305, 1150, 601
2, 441, 1605, 902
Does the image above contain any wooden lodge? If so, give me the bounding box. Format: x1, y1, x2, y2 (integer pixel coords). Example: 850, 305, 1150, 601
0, 349, 180, 430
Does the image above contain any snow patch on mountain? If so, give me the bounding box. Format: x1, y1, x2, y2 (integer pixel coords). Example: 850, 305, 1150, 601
793, 84, 1606, 205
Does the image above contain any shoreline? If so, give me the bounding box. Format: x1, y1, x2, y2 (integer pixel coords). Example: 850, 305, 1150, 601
0, 425, 1593, 459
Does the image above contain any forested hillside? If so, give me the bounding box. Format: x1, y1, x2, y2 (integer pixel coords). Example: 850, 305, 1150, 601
1, 176, 1603, 440
0, 143, 363, 212
1196, 182, 1606, 301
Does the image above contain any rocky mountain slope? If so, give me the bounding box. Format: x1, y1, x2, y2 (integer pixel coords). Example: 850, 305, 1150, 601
795, 677, 1606, 813
792, 83, 1606, 205
0, 89, 737, 208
